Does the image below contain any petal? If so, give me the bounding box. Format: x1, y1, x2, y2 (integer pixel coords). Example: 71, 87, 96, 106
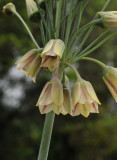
79, 104, 91, 118
79, 81, 93, 104
36, 82, 52, 106
103, 77, 117, 102
72, 103, 80, 116
16, 49, 35, 64
53, 39, 65, 58
52, 103, 62, 115
63, 88, 72, 114
41, 39, 54, 57
85, 81, 101, 105
39, 104, 52, 114
51, 79, 63, 105
90, 102, 99, 113
72, 82, 80, 106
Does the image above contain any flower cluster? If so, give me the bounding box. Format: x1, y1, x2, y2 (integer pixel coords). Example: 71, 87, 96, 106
3, 0, 117, 119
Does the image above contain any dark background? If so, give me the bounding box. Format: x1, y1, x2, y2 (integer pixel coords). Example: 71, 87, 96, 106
0, 0, 117, 160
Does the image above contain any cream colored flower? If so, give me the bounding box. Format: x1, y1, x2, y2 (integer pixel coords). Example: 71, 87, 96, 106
16, 49, 41, 82
36, 78, 64, 115
103, 67, 117, 102
41, 39, 65, 72
72, 80, 101, 117
3, 3, 16, 16
97, 11, 117, 28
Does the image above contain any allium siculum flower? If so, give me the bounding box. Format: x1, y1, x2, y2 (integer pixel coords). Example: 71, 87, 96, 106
16, 49, 42, 82
103, 67, 117, 102
41, 39, 65, 72
25, 0, 42, 22
72, 80, 101, 117
36, 77, 64, 115
3, 3, 16, 16
97, 11, 117, 28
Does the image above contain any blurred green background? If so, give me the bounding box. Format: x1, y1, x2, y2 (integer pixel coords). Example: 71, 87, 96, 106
0, 0, 117, 160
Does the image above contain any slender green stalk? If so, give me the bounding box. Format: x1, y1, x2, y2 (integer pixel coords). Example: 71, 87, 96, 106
79, 29, 110, 56
63, 0, 74, 61
66, 18, 102, 59
81, 57, 107, 69
55, 0, 62, 38
38, 112, 55, 160
71, 31, 117, 63
39, 21, 46, 45
101, 0, 111, 11
36, 0, 50, 39
14, 12, 40, 49
65, 62, 82, 81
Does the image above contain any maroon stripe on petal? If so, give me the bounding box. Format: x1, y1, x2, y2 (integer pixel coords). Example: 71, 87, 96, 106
42, 105, 47, 113
73, 103, 79, 116
106, 79, 117, 94
92, 103, 98, 112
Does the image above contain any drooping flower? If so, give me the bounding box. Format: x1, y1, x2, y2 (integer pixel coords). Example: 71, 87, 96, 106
16, 49, 42, 82
72, 80, 101, 117
41, 39, 65, 72
25, 0, 43, 22
3, 3, 16, 16
36, 77, 64, 115
97, 11, 117, 28
103, 67, 117, 102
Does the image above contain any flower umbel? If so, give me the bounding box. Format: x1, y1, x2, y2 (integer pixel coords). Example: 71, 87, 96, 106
16, 49, 42, 82
41, 39, 65, 72
97, 11, 117, 28
72, 80, 101, 117
103, 67, 117, 102
36, 77, 64, 115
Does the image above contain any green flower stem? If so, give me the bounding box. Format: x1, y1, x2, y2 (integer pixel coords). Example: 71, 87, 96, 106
101, 0, 111, 11
39, 21, 46, 46
81, 57, 107, 69
36, 0, 50, 40
78, 29, 110, 56
38, 112, 55, 160
68, 31, 117, 65
65, 62, 82, 81
14, 11, 40, 49
55, 0, 62, 39
72, 0, 111, 57
62, 0, 74, 63
66, 18, 102, 59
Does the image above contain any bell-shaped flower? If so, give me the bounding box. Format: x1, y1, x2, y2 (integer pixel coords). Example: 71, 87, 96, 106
103, 67, 117, 102
25, 0, 43, 22
41, 39, 65, 72
97, 11, 117, 28
72, 80, 101, 117
3, 3, 16, 16
36, 78, 64, 115
16, 49, 42, 82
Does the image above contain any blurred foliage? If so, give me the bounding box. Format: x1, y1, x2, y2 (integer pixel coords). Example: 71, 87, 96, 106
0, 0, 117, 160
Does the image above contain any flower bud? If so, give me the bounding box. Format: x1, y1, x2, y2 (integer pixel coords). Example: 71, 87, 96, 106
36, 78, 64, 115
16, 49, 42, 82
97, 11, 117, 28
41, 39, 65, 72
72, 80, 100, 117
25, 0, 43, 22
103, 67, 117, 102
3, 3, 16, 16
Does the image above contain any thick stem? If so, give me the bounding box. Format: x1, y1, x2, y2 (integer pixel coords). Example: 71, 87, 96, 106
38, 112, 55, 160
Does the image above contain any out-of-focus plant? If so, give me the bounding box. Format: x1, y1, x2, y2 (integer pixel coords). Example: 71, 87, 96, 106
3, 0, 117, 160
